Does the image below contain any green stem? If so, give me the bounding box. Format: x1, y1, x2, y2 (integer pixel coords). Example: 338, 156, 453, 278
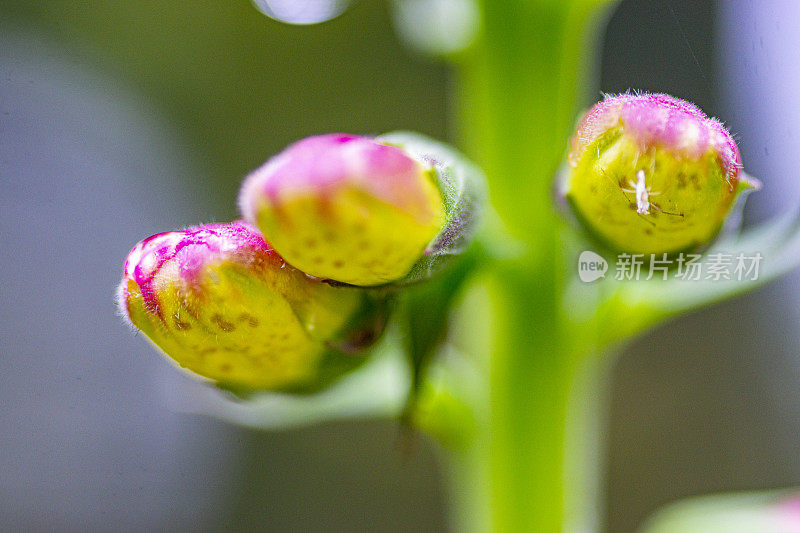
485, 264, 580, 532
449, 1, 618, 531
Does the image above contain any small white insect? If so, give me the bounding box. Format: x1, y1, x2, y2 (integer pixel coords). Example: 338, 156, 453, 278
600, 167, 684, 220
631, 169, 652, 215
618, 169, 684, 219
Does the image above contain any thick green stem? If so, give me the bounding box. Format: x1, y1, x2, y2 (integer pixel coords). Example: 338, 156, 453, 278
485, 265, 581, 532
449, 1, 617, 531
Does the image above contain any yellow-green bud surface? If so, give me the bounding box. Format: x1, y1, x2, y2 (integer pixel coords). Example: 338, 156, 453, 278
239, 134, 445, 286
564, 93, 757, 254
118, 221, 371, 390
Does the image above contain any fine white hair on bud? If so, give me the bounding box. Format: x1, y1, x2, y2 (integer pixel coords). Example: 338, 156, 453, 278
562, 92, 759, 254
239, 133, 447, 286
118, 220, 388, 391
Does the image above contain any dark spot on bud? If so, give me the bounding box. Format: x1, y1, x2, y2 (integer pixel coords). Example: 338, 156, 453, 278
256, 351, 282, 368
304, 238, 317, 248
173, 313, 191, 330
211, 314, 236, 332
349, 328, 376, 348
312, 256, 324, 264
245, 354, 264, 368
198, 347, 218, 358
333, 260, 344, 268
238, 313, 259, 328
219, 363, 232, 372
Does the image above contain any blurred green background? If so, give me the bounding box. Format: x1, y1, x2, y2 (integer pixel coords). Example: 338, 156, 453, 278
2, 1, 799, 531
2, 0, 451, 221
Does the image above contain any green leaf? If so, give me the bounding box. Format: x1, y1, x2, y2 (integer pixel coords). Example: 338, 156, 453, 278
400, 240, 485, 418
164, 330, 411, 430
623, 207, 800, 315
377, 131, 488, 285
581, 207, 800, 348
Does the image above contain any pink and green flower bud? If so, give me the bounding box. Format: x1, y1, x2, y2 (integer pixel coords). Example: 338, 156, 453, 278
238, 134, 446, 286
117, 221, 387, 391
563, 93, 759, 254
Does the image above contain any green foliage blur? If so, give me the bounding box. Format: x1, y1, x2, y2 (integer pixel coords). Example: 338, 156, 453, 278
5, 0, 449, 218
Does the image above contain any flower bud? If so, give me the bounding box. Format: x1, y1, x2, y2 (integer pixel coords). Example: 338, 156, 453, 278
563, 93, 758, 254
117, 221, 386, 391
238, 134, 446, 286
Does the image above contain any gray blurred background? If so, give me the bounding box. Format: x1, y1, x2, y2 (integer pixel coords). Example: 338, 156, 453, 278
1, 1, 798, 531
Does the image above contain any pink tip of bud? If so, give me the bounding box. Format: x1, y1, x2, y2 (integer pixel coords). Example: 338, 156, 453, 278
119, 221, 275, 315
239, 133, 436, 225
571, 92, 742, 186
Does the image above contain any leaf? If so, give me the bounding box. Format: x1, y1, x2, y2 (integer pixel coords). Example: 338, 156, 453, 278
585, 207, 800, 347
162, 330, 411, 430
399, 240, 485, 417
377, 131, 488, 285
624, 208, 800, 314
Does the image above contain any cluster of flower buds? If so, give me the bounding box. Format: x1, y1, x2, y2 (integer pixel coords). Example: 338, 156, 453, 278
119, 133, 481, 391
561, 92, 759, 255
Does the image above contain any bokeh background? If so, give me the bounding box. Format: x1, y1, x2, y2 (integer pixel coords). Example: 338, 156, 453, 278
1, 1, 798, 531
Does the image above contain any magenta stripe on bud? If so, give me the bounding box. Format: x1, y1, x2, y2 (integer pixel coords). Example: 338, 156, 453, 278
117, 220, 385, 390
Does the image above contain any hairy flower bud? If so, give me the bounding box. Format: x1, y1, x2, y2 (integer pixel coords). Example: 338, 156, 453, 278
238, 134, 446, 286
562, 93, 759, 254
117, 221, 387, 391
